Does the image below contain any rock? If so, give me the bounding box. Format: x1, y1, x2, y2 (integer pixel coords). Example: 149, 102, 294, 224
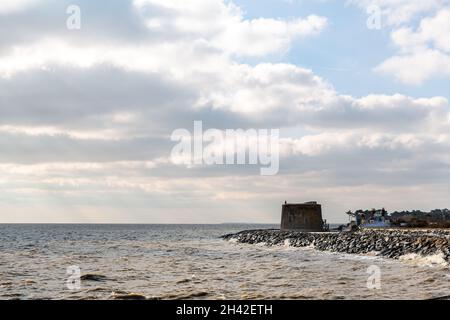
80, 274, 108, 282
222, 228, 450, 263
111, 292, 147, 300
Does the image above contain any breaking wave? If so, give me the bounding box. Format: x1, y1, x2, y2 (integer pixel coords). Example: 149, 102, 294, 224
399, 252, 449, 268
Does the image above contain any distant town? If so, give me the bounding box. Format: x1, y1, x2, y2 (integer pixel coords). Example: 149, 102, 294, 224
345, 208, 450, 230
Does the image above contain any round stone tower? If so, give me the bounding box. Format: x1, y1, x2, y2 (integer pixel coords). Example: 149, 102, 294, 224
281, 201, 324, 232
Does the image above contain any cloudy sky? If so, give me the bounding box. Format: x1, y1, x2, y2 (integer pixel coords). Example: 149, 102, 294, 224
1, 0, 450, 223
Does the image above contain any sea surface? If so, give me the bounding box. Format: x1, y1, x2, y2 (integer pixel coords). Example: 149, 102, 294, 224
0, 224, 449, 300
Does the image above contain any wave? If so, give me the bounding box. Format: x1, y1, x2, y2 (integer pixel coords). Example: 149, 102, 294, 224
399, 252, 448, 268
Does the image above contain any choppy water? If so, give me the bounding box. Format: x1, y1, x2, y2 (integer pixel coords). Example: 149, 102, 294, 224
0, 224, 449, 300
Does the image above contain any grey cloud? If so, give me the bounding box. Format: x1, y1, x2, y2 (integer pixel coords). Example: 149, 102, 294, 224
0, 66, 196, 128
0, 132, 169, 163
0, 0, 152, 51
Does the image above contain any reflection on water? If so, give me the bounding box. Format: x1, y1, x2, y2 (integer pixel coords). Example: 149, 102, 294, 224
0, 224, 449, 300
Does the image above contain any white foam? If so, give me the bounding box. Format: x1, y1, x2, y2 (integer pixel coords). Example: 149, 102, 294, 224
399, 252, 448, 268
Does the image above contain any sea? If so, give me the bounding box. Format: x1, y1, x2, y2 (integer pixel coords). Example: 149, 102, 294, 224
0, 224, 449, 300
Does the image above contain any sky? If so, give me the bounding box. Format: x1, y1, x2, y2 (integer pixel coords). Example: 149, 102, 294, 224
1, 0, 450, 223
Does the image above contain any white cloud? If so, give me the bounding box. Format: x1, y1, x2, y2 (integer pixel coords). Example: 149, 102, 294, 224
375, 48, 450, 85
212, 15, 327, 56
348, 1, 450, 84
134, 0, 327, 56
419, 7, 450, 52
377, 7, 450, 84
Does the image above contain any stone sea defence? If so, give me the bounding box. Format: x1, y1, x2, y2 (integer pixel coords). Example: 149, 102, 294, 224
222, 229, 450, 263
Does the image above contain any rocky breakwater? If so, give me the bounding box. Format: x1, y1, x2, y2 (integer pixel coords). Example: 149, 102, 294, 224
222, 229, 450, 263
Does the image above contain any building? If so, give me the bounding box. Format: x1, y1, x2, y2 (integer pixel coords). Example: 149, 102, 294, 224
346, 208, 390, 228
281, 201, 324, 231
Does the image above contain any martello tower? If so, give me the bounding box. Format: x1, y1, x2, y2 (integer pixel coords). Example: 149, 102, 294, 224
281, 201, 324, 231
